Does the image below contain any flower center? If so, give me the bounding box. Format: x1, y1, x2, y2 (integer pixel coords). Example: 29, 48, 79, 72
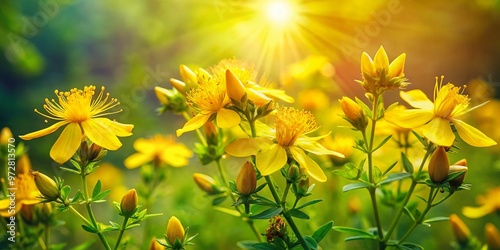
187, 75, 228, 113
433, 78, 469, 119
275, 107, 317, 147
35, 85, 121, 123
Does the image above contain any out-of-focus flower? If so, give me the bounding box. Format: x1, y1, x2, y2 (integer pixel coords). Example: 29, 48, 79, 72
166, 216, 185, 245
149, 237, 164, 250
322, 135, 355, 166
1, 127, 13, 145
176, 73, 240, 136
226, 107, 344, 182
486, 223, 500, 250
0, 155, 40, 216
87, 162, 125, 202
120, 189, 138, 217
19, 86, 134, 164
236, 161, 257, 195
449, 214, 470, 245
124, 135, 193, 169
357, 46, 408, 95
347, 196, 362, 215
463, 187, 500, 218
385, 77, 496, 147
297, 89, 330, 111
428, 146, 449, 184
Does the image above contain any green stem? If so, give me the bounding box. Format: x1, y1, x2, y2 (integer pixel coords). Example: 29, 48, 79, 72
382, 145, 433, 243
68, 205, 92, 227
114, 217, 129, 250
265, 176, 310, 250
45, 223, 50, 249
281, 182, 291, 207
398, 187, 439, 243
81, 174, 112, 250
37, 233, 47, 250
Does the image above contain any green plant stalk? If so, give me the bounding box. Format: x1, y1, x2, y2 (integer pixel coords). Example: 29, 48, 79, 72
45, 223, 50, 249
37, 232, 47, 250
80, 173, 112, 250
114, 216, 130, 250
264, 176, 310, 250
68, 205, 92, 227
363, 94, 384, 241
382, 144, 434, 244
281, 182, 291, 207
215, 159, 262, 242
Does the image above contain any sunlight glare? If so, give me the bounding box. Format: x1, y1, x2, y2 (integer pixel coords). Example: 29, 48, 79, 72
266, 1, 294, 25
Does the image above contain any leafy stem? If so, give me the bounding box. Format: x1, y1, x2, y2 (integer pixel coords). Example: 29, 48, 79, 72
113, 216, 130, 250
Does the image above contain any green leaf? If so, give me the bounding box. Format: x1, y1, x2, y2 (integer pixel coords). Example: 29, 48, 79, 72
411, 131, 427, 147
312, 221, 334, 243
344, 235, 377, 242
81, 224, 97, 233
212, 195, 227, 206
378, 173, 412, 186
92, 189, 111, 202
251, 195, 279, 207
304, 236, 318, 250
289, 209, 309, 219
60, 185, 71, 200
401, 152, 414, 173
333, 226, 375, 237
295, 199, 322, 210
373, 135, 392, 152
403, 206, 416, 222
423, 216, 449, 224
71, 190, 83, 203
342, 182, 373, 192
60, 167, 81, 175
249, 243, 280, 250
254, 182, 267, 193
382, 161, 399, 176
249, 207, 283, 219
92, 180, 102, 199
400, 242, 424, 250
444, 170, 466, 183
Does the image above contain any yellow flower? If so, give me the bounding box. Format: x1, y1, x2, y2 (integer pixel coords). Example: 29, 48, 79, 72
166, 216, 185, 245
449, 214, 470, 245
462, 187, 500, 218
149, 237, 164, 250
226, 107, 344, 182
236, 161, 257, 195
1, 127, 13, 145
176, 73, 241, 136
0, 155, 40, 217
19, 86, 134, 164
124, 134, 193, 169
486, 223, 500, 250
358, 46, 408, 95
384, 77, 496, 147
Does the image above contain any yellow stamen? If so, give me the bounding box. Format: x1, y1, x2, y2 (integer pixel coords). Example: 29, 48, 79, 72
187, 76, 227, 113
275, 107, 317, 147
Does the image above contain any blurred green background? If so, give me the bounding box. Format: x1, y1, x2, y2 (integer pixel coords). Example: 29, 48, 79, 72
1, 0, 500, 249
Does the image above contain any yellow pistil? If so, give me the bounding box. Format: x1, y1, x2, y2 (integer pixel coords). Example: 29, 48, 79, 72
20, 85, 133, 164
275, 107, 317, 147
433, 77, 469, 119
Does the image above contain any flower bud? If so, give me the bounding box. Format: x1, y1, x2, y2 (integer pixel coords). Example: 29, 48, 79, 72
287, 163, 300, 182
31, 170, 60, 200
179, 64, 197, 86
39, 203, 53, 224
166, 216, 185, 245
226, 69, 247, 102
170, 78, 187, 95
448, 159, 467, 188
1, 127, 13, 145
236, 161, 257, 195
154, 87, 188, 113
449, 214, 470, 245
120, 189, 138, 217
339, 97, 367, 130
204, 122, 218, 147
486, 223, 500, 250
428, 146, 450, 183
149, 237, 164, 250
155, 86, 171, 106
20, 205, 37, 225
296, 176, 310, 196
193, 173, 218, 195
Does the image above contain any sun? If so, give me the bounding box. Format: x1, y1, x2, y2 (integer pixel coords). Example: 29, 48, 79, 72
265, 1, 295, 25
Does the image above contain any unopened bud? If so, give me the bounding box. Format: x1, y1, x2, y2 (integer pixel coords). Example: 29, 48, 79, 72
31, 171, 60, 200
236, 161, 257, 195
204, 122, 218, 146
149, 237, 164, 250
339, 97, 367, 130
193, 173, 218, 195
1, 127, 13, 145
287, 163, 300, 182
296, 176, 310, 196
486, 223, 500, 250
428, 146, 450, 183
226, 69, 247, 102
448, 159, 467, 188
120, 189, 138, 217
39, 203, 53, 224
166, 216, 185, 245
179, 64, 197, 86
450, 214, 470, 245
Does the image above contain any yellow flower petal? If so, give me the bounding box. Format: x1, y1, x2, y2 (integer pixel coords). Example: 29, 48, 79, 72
453, 119, 497, 147
82, 119, 122, 150
296, 139, 344, 158
225, 138, 273, 157
176, 113, 211, 137
19, 121, 68, 140
374, 46, 389, 72
20, 199, 40, 206
133, 138, 156, 153
361, 52, 375, 77
388, 53, 406, 78
462, 205, 495, 219
246, 88, 272, 106
400, 90, 433, 110
124, 153, 153, 169
256, 144, 287, 176
50, 122, 82, 164
422, 118, 455, 147
226, 69, 246, 102
255, 88, 295, 103
384, 109, 434, 128
290, 146, 327, 182
160, 145, 193, 167
0, 199, 22, 217
97, 118, 133, 137
216, 109, 241, 128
